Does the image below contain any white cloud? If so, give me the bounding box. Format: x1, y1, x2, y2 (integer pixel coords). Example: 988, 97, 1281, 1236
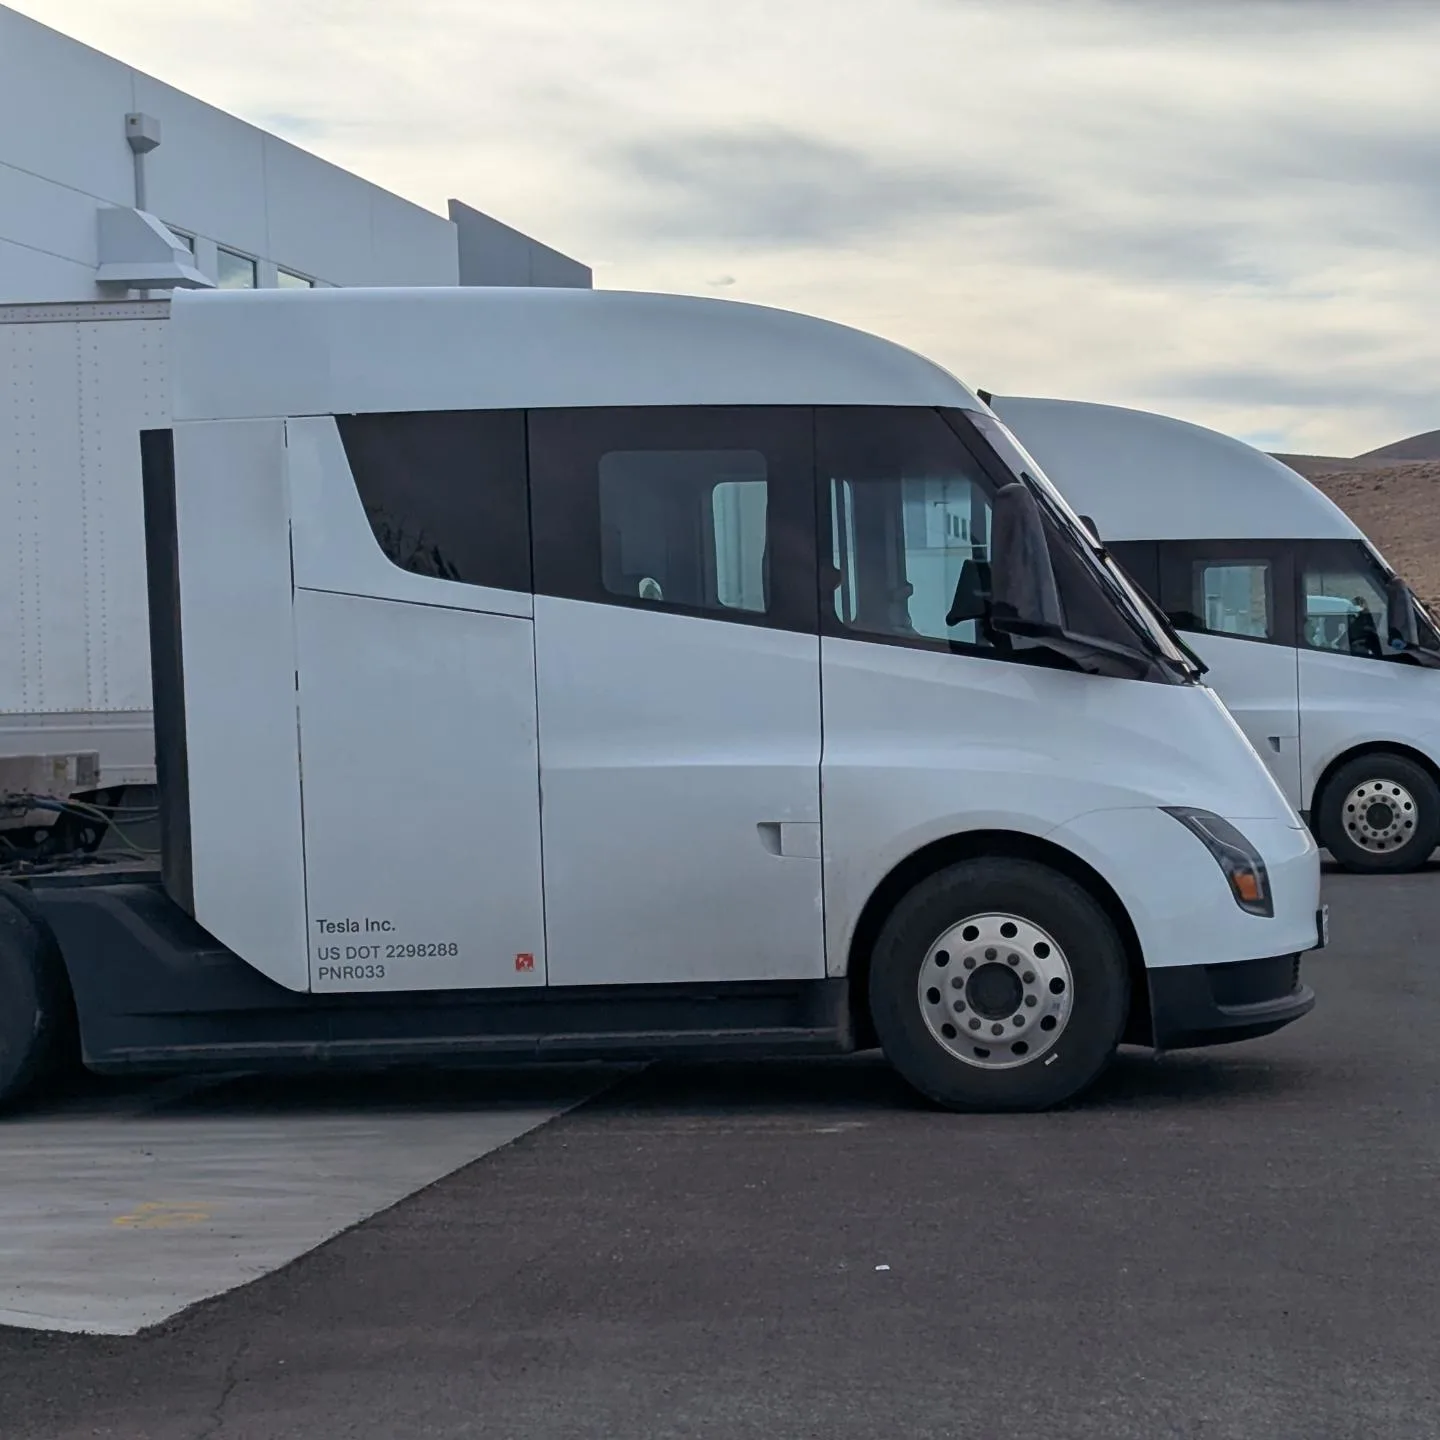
10, 0, 1438, 453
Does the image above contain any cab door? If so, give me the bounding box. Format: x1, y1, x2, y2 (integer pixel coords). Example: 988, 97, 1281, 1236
527, 406, 825, 988
1156, 541, 1303, 808
287, 412, 547, 994
1294, 539, 1440, 806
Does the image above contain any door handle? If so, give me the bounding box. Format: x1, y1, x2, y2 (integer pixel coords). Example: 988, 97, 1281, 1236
757, 821, 821, 859
1268, 736, 1282, 752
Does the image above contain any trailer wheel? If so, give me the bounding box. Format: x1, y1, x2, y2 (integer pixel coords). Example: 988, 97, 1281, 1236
0, 885, 73, 1109
869, 857, 1129, 1112
1316, 752, 1440, 874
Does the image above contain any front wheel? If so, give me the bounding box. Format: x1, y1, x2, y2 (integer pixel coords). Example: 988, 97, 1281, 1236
868, 857, 1130, 1113
1316, 753, 1440, 874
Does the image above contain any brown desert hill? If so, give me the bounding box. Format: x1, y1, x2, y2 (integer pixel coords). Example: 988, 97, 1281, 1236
1358, 429, 1440, 463
1280, 454, 1440, 617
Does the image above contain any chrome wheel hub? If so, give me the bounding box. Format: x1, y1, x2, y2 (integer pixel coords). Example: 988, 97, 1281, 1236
1343, 779, 1418, 854
917, 912, 1074, 1070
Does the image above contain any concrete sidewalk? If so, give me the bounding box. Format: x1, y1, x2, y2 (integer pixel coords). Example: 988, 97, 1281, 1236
0, 1066, 619, 1334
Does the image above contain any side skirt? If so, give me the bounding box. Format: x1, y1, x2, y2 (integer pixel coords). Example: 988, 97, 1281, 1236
28, 880, 854, 1073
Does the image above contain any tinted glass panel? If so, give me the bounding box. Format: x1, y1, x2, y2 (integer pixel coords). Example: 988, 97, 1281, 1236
597, 449, 769, 613
529, 407, 816, 632
1155, 541, 1293, 645
1196, 561, 1271, 639
337, 410, 531, 593
1299, 541, 1390, 658
819, 407, 1150, 664
822, 410, 995, 649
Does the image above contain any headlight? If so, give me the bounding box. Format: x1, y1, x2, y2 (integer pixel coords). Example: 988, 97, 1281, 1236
1163, 807, 1273, 917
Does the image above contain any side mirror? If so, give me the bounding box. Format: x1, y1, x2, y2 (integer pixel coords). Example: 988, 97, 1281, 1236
1387, 576, 1419, 651
990, 482, 1063, 633
1078, 514, 1101, 545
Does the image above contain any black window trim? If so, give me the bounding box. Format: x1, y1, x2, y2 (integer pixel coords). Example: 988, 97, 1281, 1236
527, 404, 820, 638
1155, 539, 1297, 649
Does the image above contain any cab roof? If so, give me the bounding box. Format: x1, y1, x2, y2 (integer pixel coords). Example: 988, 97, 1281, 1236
990, 395, 1364, 543
169, 286, 983, 424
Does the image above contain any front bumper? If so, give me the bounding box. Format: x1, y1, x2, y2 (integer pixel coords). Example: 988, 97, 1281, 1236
1148, 954, 1315, 1051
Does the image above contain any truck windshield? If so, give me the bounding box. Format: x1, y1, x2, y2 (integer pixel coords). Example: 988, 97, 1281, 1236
1360, 541, 1440, 654
953, 410, 1202, 679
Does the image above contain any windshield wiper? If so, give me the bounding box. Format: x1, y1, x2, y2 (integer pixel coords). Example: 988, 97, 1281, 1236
1017, 477, 1189, 673
1094, 552, 1207, 679
990, 616, 1157, 680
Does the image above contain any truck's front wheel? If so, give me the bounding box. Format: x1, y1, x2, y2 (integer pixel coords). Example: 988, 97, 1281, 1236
1316, 752, 1440, 874
869, 858, 1129, 1112
0, 885, 72, 1110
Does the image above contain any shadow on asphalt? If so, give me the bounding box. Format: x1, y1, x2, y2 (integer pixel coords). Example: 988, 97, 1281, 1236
10, 1045, 1312, 1124
582, 1046, 1312, 1118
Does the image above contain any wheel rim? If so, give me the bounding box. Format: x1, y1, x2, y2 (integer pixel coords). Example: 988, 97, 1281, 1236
916, 912, 1075, 1070
1342, 778, 1418, 854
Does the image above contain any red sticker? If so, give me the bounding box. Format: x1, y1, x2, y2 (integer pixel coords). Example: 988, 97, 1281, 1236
514, 952, 535, 972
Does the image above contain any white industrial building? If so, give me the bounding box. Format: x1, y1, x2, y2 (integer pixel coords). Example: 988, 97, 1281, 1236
0, 4, 591, 297
0, 4, 590, 843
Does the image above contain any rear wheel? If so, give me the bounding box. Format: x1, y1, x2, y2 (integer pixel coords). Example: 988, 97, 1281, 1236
0, 884, 73, 1109
1317, 752, 1440, 874
868, 857, 1129, 1112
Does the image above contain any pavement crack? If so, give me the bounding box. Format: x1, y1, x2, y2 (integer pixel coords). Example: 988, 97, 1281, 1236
195, 1332, 253, 1439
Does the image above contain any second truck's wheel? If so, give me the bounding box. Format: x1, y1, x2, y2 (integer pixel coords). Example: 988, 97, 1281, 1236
0, 885, 71, 1110
868, 857, 1129, 1113
1317, 752, 1440, 874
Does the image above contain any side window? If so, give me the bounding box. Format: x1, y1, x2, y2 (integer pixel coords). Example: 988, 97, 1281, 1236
336, 409, 531, 593
1155, 542, 1292, 645
1196, 561, 1272, 639
819, 407, 997, 650
528, 406, 816, 631
1299, 542, 1390, 659
596, 449, 768, 613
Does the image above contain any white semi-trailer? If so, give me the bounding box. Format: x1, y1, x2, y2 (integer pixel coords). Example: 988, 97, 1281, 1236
0, 287, 1324, 1113
2, 300, 170, 859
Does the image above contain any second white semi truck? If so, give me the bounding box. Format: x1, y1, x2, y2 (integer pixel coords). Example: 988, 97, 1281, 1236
990, 395, 1440, 874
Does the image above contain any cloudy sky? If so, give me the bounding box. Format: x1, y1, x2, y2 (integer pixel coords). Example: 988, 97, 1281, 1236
14, 0, 1439, 454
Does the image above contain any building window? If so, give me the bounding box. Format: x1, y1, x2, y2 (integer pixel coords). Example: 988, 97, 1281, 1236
277, 269, 314, 289
335, 409, 531, 594
216, 248, 257, 289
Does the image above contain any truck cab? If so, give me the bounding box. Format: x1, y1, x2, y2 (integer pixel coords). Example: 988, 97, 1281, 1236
0, 290, 1322, 1114
992, 394, 1440, 873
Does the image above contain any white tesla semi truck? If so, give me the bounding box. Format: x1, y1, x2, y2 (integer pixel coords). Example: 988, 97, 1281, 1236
0, 289, 1323, 1114
991, 395, 1440, 874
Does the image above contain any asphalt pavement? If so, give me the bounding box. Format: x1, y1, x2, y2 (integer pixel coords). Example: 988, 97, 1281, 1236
3, 868, 1439, 1440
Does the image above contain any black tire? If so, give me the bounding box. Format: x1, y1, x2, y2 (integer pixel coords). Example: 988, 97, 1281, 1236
0, 884, 74, 1110
1316, 752, 1440, 874
868, 857, 1129, 1112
